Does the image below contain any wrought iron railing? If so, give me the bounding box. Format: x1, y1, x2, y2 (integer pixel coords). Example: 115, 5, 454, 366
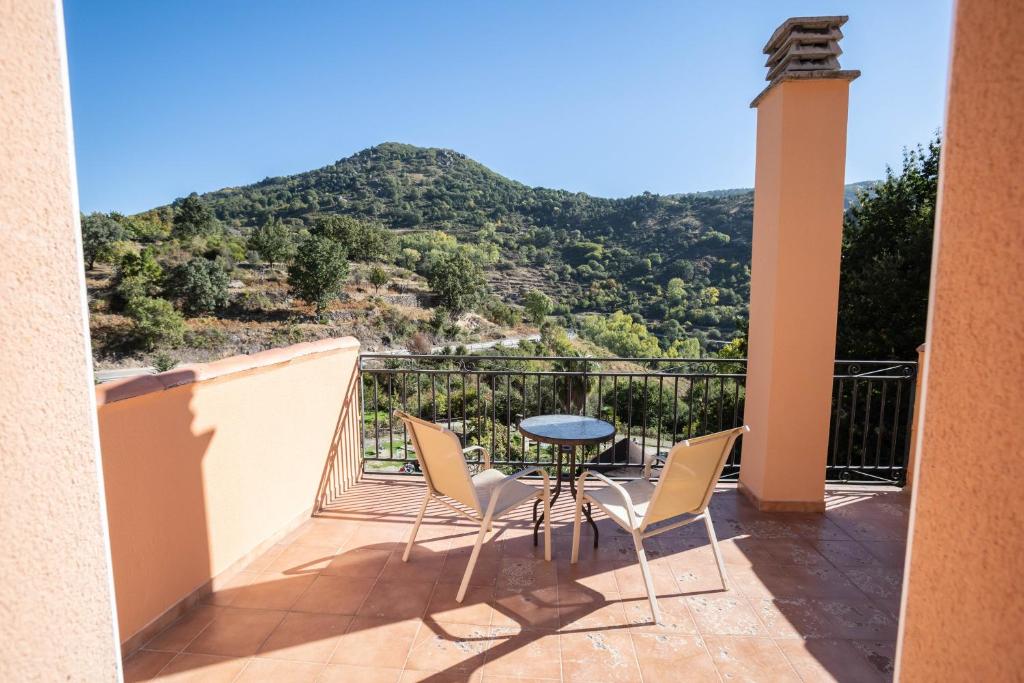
360, 354, 746, 479
827, 360, 917, 484
358, 354, 916, 485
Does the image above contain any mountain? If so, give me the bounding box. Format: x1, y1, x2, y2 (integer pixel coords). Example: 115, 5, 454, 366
141, 143, 872, 348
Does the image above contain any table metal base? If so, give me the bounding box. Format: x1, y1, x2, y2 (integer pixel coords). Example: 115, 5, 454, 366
533, 444, 599, 547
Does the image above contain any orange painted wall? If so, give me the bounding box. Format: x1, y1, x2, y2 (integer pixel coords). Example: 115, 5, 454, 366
896, 0, 1024, 678
0, 1, 121, 679
96, 339, 362, 644
740, 78, 852, 508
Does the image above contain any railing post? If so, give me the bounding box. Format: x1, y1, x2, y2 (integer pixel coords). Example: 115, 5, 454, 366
739, 17, 859, 512
904, 343, 927, 490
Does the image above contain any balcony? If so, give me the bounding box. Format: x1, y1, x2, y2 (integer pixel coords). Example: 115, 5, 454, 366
124, 475, 907, 682
95, 343, 911, 683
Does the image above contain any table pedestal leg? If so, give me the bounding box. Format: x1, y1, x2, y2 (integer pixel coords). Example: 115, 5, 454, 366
534, 448, 563, 545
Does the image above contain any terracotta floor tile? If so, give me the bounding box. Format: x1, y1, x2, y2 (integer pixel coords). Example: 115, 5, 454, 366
256, 612, 350, 663
440, 553, 502, 587
668, 562, 732, 596
316, 663, 402, 682
152, 653, 250, 682
329, 616, 421, 669
630, 633, 718, 683
229, 573, 318, 611
715, 537, 778, 567
322, 547, 392, 578
814, 540, 883, 568
490, 587, 561, 629
145, 605, 223, 652
185, 608, 286, 657
496, 557, 558, 591
817, 598, 899, 641
244, 545, 288, 573
359, 579, 436, 619
850, 639, 897, 679
751, 597, 837, 639
611, 561, 679, 600
234, 657, 322, 682
288, 519, 358, 548
841, 567, 905, 602
123, 649, 176, 682
776, 638, 889, 682
686, 594, 768, 636
560, 630, 642, 683
623, 595, 699, 635
861, 541, 907, 567
399, 669, 482, 682
484, 626, 561, 680
761, 539, 833, 567
703, 634, 801, 681
554, 559, 619, 594
204, 571, 259, 607
426, 582, 496, 626
557, 588, 628, 629
265, 543, 339, 575
342, 523, 409, 551
379, 545, 448, 583
291, 575, 375, 615
405, 620, 491, 674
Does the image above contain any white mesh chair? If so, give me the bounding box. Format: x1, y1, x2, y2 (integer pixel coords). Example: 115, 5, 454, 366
571, 425, 749, 623
396, 410, 552, 602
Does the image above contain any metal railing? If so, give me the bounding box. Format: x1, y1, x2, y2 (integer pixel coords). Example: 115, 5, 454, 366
358, 354, 916, 485
827, 360, 917, 484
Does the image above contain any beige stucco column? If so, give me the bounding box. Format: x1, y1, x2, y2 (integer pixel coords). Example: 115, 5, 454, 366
739, 17, 859, 512
895, 0, 1024, 678
0, 1, 122, 679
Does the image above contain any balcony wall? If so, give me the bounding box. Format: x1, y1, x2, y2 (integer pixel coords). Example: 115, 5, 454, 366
95, 338, 361, 650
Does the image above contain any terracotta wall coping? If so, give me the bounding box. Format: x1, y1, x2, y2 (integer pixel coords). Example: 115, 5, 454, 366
95, 337, 360, 407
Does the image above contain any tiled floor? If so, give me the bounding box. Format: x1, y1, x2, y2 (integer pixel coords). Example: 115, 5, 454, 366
125, 476, 908, 682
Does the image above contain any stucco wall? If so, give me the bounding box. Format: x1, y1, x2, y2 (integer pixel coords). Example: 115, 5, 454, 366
0, 0, 122, 679
96, 338, 362, 647
740, 78, 852, 509
896, 0, 1024, 678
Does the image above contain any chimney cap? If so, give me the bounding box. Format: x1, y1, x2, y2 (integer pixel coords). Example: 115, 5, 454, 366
752, 15, 859, 107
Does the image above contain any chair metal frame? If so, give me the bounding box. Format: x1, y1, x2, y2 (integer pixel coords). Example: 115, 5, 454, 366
571, 425, 749, 623
396, 410, 552, 602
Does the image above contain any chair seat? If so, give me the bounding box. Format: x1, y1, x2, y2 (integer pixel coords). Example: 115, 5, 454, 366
472, 468, 538, 517
588, 479, 657, 530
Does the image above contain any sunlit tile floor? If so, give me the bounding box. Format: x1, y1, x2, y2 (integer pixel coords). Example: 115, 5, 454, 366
125, 476, 908, 682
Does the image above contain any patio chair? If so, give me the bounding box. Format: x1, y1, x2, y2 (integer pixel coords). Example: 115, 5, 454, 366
395, 410, 552, 602
571, 425, 749, 624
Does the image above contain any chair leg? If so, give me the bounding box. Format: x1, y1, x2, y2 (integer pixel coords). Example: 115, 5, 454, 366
703, 512, 730, 591
542, 489, 552, 562
570, 490, 585, 564
456, 519, 490, 603
403, 492, 431, 562
633, 531, 661, 625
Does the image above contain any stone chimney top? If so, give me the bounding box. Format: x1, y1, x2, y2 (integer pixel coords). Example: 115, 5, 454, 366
751, 16, 860, 107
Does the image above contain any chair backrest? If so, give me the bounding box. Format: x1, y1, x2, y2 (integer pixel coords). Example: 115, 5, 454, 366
395, 410, 481, 513
642, 425, 749, 529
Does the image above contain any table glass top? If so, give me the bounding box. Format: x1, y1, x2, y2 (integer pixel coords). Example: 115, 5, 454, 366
518, 414, 615, 444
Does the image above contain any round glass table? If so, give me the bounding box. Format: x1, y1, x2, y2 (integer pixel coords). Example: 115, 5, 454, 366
518, 414, 616, 547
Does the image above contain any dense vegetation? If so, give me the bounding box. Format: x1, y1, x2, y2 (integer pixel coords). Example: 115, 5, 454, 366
83, 140, 939, 368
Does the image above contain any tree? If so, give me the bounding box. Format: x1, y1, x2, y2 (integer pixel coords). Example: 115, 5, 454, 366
165, 257, 230, 315
288, 236, 349, 316
113, 248, 163, 309
81, 212, 125, 269
666, 277, 686, 304
837, 137, 939, 359
310, 214, 390, 262
523, 289, 553, 325
427, 250, 485, 315
126, 297, 186, 350
248, 217, 293, 265
580, 310, 662, 357
368, 265, 390, 293
172, 194, 217, 239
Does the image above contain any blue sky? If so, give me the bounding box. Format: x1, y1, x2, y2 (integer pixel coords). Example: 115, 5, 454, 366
65, 1, 953, 214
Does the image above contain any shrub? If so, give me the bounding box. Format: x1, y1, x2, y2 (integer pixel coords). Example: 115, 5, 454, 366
248, 217, 294, 265
288, 236, 349, 316
523, 289, 553, 325
165, 257, 230, 315
113, 248, 163, 310
172, 195, 217, 239
126, 297, 186, 350
369, 265, 390, 293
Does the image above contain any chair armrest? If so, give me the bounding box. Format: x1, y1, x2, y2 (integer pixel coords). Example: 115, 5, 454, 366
576, 469, 640, 529
463, 445, 490, 470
